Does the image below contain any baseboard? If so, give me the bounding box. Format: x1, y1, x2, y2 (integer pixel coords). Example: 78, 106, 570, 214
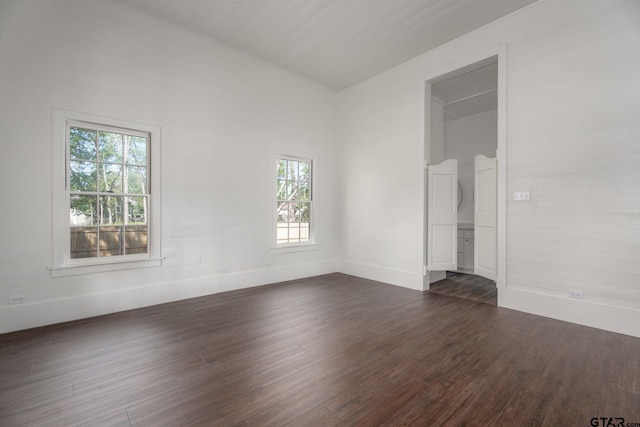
5, 260, 635, 339
499, 286, 640, 338
339, 260, 421, 290
0, 259, 339, 334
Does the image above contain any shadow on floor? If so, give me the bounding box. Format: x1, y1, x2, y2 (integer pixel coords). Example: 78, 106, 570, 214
429, 272, 497, 305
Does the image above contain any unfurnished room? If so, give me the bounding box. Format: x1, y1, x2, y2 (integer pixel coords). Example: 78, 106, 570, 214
1, 0, 639, 425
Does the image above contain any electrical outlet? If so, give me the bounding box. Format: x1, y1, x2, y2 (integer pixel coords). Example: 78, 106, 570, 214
8, 295, 26, 305
514, 191, 530, 201
220, 267, 229, 274
568, 290, 584, 300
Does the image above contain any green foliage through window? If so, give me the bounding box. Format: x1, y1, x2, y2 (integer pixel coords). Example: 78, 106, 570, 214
276, 157, 312, 244
68, 124, 150, 259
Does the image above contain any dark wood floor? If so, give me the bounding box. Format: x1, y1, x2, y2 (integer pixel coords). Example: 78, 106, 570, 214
429, 272, 497, 305
1, 273, 639, 426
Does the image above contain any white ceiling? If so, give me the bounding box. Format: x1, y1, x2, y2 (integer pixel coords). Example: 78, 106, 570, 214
431, 60, 498, 121
113, 0, 536, 90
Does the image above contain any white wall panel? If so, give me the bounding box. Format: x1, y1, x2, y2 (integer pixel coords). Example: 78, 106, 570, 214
0, 0, 338, 333
338, 0, 640, 337
1, 0, 639, 338
504, 0, 640, 336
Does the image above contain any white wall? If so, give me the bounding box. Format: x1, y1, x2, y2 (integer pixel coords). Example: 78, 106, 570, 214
0, 0, 339, 333
338, 70, 422, 288
444, 111, 498, 223
430, 99, 445, 164
338, 0, 640, 337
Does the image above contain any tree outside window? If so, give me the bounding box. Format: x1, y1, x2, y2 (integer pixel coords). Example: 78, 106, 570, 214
276, 157, 312, 245
68, 124, 149, 258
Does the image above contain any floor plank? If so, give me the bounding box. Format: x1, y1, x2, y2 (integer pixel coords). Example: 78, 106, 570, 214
0, 273, 638, 426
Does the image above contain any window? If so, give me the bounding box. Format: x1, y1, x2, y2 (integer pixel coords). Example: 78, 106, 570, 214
51, 110, 161, 276
275, 155, 313, 246
68, 124, 150, 258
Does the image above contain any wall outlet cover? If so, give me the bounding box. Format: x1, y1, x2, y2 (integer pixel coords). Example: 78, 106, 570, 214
568, 290, 584, 299
8, 295, 27, 305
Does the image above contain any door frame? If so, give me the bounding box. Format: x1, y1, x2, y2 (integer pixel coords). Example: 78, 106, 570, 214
418, 45, 507, 300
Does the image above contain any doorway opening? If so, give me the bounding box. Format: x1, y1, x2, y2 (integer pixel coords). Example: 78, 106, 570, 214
429, 272, 496, 305
424, 54, 501, 305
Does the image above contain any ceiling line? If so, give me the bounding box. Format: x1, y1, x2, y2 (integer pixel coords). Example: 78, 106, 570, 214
445, 88, 497, 106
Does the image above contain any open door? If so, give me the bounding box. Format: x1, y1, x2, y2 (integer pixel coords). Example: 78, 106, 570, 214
474, 155, 497, 281
427, 159, 458, 272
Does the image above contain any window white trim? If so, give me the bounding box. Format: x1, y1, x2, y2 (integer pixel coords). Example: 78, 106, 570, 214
51, 109, 162, 276
272, 150, 317, 250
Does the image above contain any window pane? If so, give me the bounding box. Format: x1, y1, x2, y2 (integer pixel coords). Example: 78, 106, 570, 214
125, 225, 147, 254
277, 179, 287, 200
277, 159, 287, 179
296, 202, 310, 222
126, 196, 147, 224
300, 223, 309, 241
99, 196, 124, 225
276, 222, 289, 244
70, 195, 97, 226
99, 163, 123, 193
126, 166, 147, 194
69, 127, 97, 160
277, 201, 291, 223
126, 135, 147, 166
70, 227, 97, 259
289, 224, 300, 241
99, 226, 123, 256
287, 160, 299, 181
298, 182, 310, 201
98, 132, 123, 163
288, 182, 298, 200
292, 202, 301, 221
299, 161, 310, 182
70, 161, 97, 192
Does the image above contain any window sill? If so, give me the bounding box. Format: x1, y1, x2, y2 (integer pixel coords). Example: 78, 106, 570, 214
49, 257, 163, 278
271, 243, 318, 254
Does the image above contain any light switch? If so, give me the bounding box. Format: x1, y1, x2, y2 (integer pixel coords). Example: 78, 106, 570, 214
514, 191, 530, 201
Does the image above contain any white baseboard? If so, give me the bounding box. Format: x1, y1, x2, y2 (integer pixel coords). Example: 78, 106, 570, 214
499, 286, 640, 338
337, 262, 640, 338
0, 259, 339, 334
4, 260, 636, 340
339, 260, 421, 290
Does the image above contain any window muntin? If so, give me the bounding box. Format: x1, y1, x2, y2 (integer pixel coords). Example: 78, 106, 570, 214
276, 156, 312, 245
67, 122, 150, 260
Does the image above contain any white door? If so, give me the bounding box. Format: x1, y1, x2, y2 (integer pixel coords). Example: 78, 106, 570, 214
427, 159, 458, 272
474, 155, 497, 281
